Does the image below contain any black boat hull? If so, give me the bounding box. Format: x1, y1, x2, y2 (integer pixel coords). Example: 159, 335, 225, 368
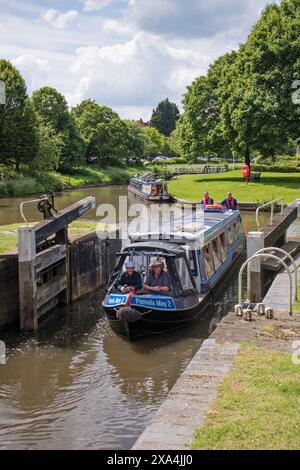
104, 296, 210, 340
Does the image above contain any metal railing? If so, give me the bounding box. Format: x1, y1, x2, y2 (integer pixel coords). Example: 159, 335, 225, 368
253, 247, 298, 301
239, 253, 294, 315
20, 198, 48, 226
256, 197, 284, 228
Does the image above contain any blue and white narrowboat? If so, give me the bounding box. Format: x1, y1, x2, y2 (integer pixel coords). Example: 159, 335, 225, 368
128, 173, 170, 202
102, 208, 245, 340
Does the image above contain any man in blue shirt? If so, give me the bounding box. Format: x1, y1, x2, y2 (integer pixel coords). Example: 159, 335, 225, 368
117, 261, 142, 293
144, 261, 171, 293
221, 192, 238, 210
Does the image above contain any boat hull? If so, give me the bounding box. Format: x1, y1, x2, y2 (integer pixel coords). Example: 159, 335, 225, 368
128, 186, 170, 202
104, 298, 209, 340
103, 246, 244, 340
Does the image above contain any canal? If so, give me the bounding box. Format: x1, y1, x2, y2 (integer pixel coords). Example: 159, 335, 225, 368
0, 185, 268, 450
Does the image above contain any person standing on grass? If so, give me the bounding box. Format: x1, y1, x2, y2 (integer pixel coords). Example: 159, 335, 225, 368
221, 192, 238, 210
200, 191, 214, 207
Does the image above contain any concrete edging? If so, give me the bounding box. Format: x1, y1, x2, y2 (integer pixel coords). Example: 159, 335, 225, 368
132, 338, 240, 450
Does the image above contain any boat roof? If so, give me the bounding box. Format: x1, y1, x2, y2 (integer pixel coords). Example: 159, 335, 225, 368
129, 209, 241, 243
130, 173, 165, 184
122, 241, 185, 255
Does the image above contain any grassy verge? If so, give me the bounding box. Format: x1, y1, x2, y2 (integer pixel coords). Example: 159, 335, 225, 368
0, 165, 140, 198
193, 343, 300, 450
293, 281, 300, 314
168, 171, 300, 203
0, 220, 98, 253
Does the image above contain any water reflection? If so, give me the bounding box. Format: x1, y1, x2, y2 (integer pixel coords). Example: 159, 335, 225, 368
0, 186, 261, 449
0, 268, 240, 450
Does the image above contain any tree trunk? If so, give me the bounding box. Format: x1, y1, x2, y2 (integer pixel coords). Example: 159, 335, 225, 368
245, 148, 251, 171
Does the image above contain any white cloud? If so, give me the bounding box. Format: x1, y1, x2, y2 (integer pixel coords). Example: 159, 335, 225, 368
0, 0, 277, 120
42, 9, 79, 30
67, 32, 210, 117
126, 0, 275, 38
83, 0, 113, 12
12, 54, 49, 93
103, 18, 132, 36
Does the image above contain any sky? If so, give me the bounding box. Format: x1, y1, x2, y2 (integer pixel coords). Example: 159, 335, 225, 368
0, 0, 277, 120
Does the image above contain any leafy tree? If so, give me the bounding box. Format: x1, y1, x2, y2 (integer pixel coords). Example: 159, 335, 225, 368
31, 87, 84, 170
150, 98, 180, 136
124, 121, 146, 158
71, 99, 130, 165
142, 126, 169, 157
181, 52, 237, 160
220, 0, 300, 166
0, 59, 38, 172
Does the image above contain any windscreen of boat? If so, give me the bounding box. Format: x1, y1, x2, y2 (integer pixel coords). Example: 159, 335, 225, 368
107, 250, 196, 297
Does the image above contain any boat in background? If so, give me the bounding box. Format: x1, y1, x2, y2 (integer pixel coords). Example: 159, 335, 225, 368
128, 173, 170, 202
102, 208, 245, 340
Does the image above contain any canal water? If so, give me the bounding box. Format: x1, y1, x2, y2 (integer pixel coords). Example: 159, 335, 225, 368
0, 185, 268, 450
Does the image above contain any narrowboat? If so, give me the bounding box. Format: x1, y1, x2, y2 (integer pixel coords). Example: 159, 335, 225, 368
102, 208, 245, 340
128, 173, 170, 202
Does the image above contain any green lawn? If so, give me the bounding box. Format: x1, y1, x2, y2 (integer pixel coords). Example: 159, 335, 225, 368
193, 343, 300, 450
0, 220, 98, 254
294, 281, 300, 314
168, 171, 300, 203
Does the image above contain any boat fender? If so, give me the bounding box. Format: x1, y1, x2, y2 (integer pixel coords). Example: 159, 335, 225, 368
116, 307, 142, 323
205, 204, 224, 210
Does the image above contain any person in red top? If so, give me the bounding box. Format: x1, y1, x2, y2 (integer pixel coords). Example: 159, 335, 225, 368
200, 191, 214, 207
242, 164, 250, 184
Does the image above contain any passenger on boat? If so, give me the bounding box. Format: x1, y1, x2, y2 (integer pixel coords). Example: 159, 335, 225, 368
117, 261, 143, 293
221, 192, 238, 210
144, 261, 171, 293
200, 191, 214, 207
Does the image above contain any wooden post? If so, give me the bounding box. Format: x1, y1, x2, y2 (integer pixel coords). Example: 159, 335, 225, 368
18, 227, 37, 331
247, 231, 264, 303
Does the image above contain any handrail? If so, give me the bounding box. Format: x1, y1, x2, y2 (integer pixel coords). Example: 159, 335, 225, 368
253, 247, 298, 301
239, 253, 293, 315
256, 197, 284, 228
20, 198, 48, 226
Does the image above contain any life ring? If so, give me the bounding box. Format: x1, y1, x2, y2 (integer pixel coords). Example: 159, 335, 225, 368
205, 204, 224, 210
151, 187, 158, 197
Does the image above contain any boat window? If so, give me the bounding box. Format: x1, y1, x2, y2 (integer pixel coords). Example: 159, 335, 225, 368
212, 238, 222, 270
175, 257, 194, 291
220, 232, 228, 260
233, 222, 240, 241
227, 226, 234, 245
203, 244, 214, 279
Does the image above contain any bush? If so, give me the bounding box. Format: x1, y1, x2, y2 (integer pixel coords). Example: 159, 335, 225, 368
251, 163, 300, 173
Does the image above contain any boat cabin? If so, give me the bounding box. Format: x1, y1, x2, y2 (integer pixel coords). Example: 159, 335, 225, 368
108, 209, 245, 296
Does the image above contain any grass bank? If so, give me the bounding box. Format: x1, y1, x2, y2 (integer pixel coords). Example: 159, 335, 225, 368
193, 343, 300, 450
168, 171, 300, 203
0, 220, 98, 254
293, 281, 300, 314
0, 165, 140, 198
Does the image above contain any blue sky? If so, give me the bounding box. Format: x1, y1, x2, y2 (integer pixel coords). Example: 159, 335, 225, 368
0, 0, 276, 119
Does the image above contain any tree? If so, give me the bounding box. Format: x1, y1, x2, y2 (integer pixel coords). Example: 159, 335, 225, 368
150, 98, 180, 136
125, 121, 146, 158
182, 52, 237, 160
142, 126, 169, 157
71, 100, 130, 165
220, 0, 300, 166
31, 87, 84, 170
0, 59, 38, 172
